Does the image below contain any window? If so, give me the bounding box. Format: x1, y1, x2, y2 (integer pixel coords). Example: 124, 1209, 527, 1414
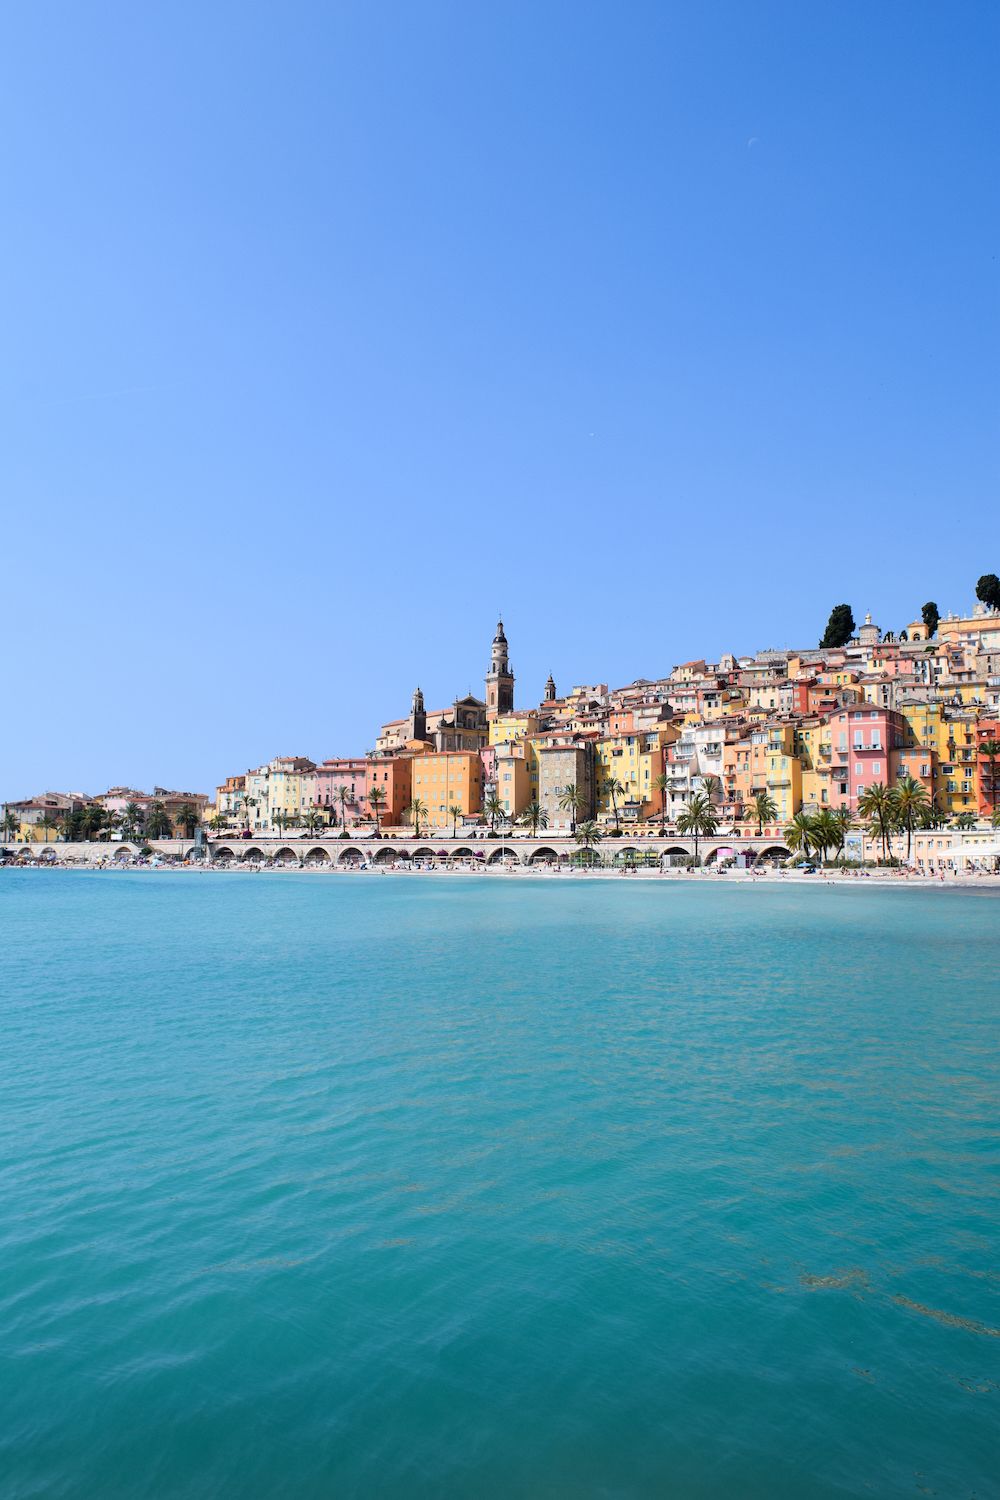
872, 762, 881, 776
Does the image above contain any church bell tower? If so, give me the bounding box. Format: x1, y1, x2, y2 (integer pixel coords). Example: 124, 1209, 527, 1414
408, 685, 427, 742
485, 619, 515, 716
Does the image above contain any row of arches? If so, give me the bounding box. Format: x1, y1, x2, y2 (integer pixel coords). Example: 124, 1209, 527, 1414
207, 843, 793, 869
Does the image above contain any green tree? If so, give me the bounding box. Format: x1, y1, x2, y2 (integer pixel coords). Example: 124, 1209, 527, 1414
831, 807, 854, 862
406, 797, 428, 838
519, 800, 548, 836
991, 807, 1000, 829
889, 775, 929, 863
921, 601, 940, 638
574, 820, 603, 863
484, 791, 505, 832
238, 793, 255, 831
557, 783, 587, 833
784, 811, 817, 860
37, 812, 58, 843
751, 790, 778, 835
338, 785, 350, 832
448, 802, 464, 837
810, 808, 841, 866
208, 814, 227, 833
81, 802, 106, 841
979, 738, 1000, 816
975, 573, 1000, 611
145, 801, 173, 840
820, 603, 856, 650
953, 811, 977, 830
676, 792, 717, 867
858, 782, 895, 863
701, 774, 721, 806
367, 785, 385, 836
603, 775, 624, 834
654, 772, 670, 834
121, 801, 143, 839
1, 808, 16, 843
302, 810, 323, 835
176, 803, 199, 838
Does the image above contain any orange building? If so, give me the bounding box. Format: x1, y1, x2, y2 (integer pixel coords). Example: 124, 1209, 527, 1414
365, 755, 412, 830
409, 750, 483, 829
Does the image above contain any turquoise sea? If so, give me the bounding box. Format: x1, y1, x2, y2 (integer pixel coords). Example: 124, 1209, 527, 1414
2, 871, 998, 1499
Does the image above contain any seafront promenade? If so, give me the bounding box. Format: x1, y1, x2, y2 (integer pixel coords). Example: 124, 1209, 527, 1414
6, 826, 999, 875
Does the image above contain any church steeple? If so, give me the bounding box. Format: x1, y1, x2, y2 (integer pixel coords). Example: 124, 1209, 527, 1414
408, 685, 427, 742
545, 671, 556, 702
485, 618, 514, 716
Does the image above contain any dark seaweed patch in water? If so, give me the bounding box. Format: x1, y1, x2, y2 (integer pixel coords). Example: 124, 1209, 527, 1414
800, 1268, 871, 1292
892, 1295, 1000, 1338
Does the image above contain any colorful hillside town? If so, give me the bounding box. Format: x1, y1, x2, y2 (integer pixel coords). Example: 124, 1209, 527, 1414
5, 590, 1000, 867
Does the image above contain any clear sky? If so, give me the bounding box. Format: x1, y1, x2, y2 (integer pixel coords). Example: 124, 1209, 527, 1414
3, 2, 997, 798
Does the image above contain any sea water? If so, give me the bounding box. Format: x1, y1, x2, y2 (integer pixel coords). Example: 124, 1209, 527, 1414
1, 870, 998, 1498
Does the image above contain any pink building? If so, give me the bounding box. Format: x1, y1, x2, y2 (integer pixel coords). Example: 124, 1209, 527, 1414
311, 758, 369, 827
827, 708, 906, 810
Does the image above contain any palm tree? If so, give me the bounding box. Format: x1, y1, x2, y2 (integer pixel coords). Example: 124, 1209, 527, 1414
833, 810, 857, 870
82, 802, 106, 841
520, 800, 548, 836
176, 803, 199, 838
751, 790, 778, 835
121, 801, 143, 839
784, 811, 817, 860
448, 802, 464, 837
889, 775, 929, 863
953, 811, 977, 830
37, 812, 58, 843
980, 738, 1000, 817
603, 775, 624, 833
145, 801, 173, 840
557, 783, 586, 833
209, 814, 227, 833
2, 808, 18, 843
302, 810, 323, 835
101, 809, 120, 841
991, 807, 1000, 829
406, 797, 428, 838
574, 820, 603, 864
238, 793, 256, 832
676, 792, 717, 867
810, 808, 840, 866
368, 785, 385, 836
654, 773, 670, 834
701, 774, 721, 806
858, 782, 895, 863
484, 791, 505, 832
338, 784, 350, 832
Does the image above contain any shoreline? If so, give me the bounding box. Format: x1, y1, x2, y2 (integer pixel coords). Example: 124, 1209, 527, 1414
4, 861, 998, 889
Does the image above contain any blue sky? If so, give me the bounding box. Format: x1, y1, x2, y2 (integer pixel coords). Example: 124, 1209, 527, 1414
3, 2, 997, 798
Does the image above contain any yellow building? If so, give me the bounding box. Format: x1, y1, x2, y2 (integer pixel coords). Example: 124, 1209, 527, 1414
409, 751, 483, 829
595, 728, 674, 823
489, 711, 541, 748
494, 744, 532, 820
897, 704, 975, 816
267, 757, 316, 829
796, 719, 833, 815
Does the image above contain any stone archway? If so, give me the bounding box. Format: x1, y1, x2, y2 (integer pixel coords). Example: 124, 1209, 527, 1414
373, 846, 399, 865
529, 845, 559, 865
338, 846, 366, 866
487, 846, 520, 865
274, 847, 300, 866
304, 846, 330, 865
754, 845, 791, 866
212, 846, 236, 863
241, 846, 266, 862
